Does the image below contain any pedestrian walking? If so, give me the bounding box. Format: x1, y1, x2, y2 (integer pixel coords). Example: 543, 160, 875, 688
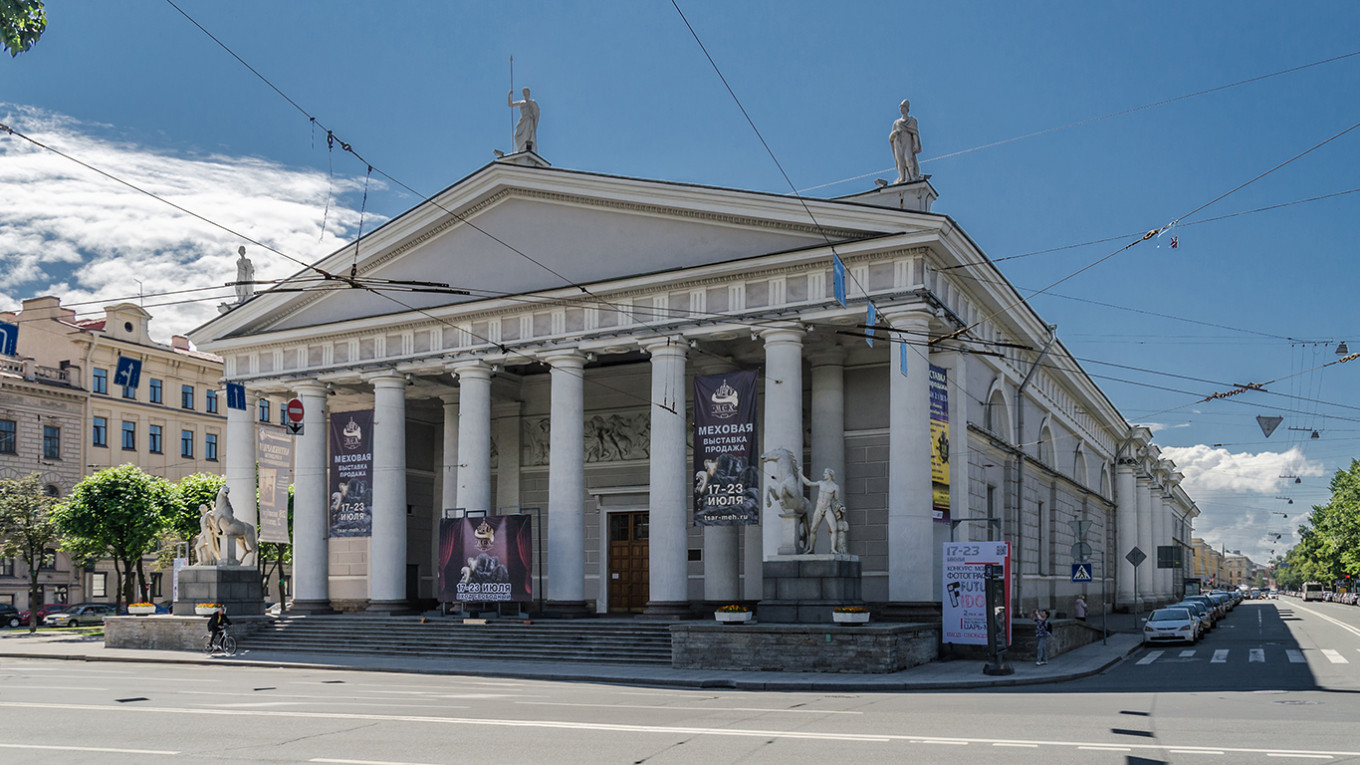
1033, 609, 1051, 665
1075, 595, 1088, 622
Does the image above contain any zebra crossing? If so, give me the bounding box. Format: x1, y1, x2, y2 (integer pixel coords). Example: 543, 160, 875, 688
1135, 647, 1355, 665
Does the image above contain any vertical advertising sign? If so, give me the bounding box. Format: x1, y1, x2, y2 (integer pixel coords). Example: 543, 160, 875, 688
692, 370, 760, 526
942, 541, 1011, 646
328, 410, 373, 537
929, 364, 951, 523
437, 515, 533, 603
256, 425, 293, 544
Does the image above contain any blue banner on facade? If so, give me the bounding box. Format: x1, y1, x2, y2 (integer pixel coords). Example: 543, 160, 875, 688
693, 370, 760, 526
866, 302, 877, 347
328, 410, 373, 537
832, 253, 847, 307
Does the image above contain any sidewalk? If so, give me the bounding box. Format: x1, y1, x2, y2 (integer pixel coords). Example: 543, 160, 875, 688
0, 628, 1143, 691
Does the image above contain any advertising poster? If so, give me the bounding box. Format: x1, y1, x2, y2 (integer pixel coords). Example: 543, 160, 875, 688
328, 410, 373, 537
437, 515, 533, 603
692, 370, 760, 526
256, 425, 293, 543
929, 364, 951, 523
942, 541, 1011, 646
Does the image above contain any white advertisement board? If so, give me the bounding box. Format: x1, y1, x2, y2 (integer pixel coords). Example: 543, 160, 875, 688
942, 541, 1011, 646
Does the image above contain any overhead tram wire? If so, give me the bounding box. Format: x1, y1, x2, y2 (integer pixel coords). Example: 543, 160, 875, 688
797, 49, 1360, 194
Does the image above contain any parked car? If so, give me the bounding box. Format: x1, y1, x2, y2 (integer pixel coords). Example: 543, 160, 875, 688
0, 604, 20, 628
43, 603, 116, 628
1144, 607, 1198, 644
1172, 600, 1211, 639
18, 603, 69, 625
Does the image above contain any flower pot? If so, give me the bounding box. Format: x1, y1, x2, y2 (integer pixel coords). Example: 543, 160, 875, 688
195, 606, 219, 616
714, 611, 753, 624
832, 611, 869, 624
127, 605, 156, 615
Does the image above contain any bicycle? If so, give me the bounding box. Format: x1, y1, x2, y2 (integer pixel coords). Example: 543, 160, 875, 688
201, 627, 238, 657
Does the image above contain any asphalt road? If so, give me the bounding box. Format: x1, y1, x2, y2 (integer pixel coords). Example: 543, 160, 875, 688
1, 598, 1358, 764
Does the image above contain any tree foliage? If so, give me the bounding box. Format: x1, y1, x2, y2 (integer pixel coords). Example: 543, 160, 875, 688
154, 472, 226, 571
53, 465, 172, 611
1, 0, 46, 57
1275, 459, 1360, 590
0, 473, 61, 631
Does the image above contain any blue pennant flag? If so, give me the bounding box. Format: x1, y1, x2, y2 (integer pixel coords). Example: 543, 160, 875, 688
226, 382, 247, 411
899, 339, 909, 377
832, 253, 847, 307
866, 302, 876, 348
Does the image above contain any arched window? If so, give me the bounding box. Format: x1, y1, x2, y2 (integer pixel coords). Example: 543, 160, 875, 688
1037, 424, 1056, 467
1073, 448, 1088, 487
984, 382, 1012, 442
44, 484, 60, 498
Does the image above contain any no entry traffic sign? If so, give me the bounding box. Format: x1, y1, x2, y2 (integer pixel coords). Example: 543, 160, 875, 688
286, 398, 305, 423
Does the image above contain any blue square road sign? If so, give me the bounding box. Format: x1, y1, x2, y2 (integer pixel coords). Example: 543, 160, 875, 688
1071, 563, 1093, 583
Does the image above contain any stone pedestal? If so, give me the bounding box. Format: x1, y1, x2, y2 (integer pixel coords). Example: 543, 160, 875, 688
173, 564, 265, 616
758, 554, 862, 624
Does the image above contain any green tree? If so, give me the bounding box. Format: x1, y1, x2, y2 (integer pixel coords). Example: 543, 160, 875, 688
0, 474, 61, 632
1, 0, 46, 56
153, 472, 225, 573
1275, 460, 1360, 590
53, 465, 171, 612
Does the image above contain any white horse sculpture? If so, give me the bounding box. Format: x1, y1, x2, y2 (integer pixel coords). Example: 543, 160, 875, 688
762, 447, 809, 553
212, 486, 257, 567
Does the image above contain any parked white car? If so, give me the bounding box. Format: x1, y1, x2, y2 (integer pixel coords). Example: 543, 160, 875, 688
1143, 607, 1198, 644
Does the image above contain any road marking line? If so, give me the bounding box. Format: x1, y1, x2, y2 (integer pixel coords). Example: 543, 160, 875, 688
312, 760, 443, 765
1080, 746, 1132, 751
1320, 649, 1348, 664
0, 743, 179, 755
1250, 648, 1266, 663
1179, 650, 1196, 657
516, 701, 861, 715
1265, 754, 1332, 759
919, 740, 968, 745
1290, 603, 1360, 639
1212, 649, 1229, 663
1287, 650, 1307, 663
1170, 751, 1224, 755
1136, 650, 1163, 665
993, 743, 1039, 748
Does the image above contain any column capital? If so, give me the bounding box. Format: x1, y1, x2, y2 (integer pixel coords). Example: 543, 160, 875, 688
759, 326, 805, 346
641, 336, 687, 358
541, 348, 586, 369
439, 391, 460, 406
365, 370, 408, 390
293, 380, 328, 396
879, 303, 933, 324
449, 359, 493, 381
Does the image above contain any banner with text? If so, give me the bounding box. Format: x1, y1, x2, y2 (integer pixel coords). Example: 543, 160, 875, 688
328, 410, 373, 537
437, 515, 533, 603
942, 541, 1011, 646
692, 370, 760, 526
257, 425, 293, 543
929, 364, 951, 523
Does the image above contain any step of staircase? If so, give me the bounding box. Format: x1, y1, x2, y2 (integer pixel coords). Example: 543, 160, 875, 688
240, 616, 676, 666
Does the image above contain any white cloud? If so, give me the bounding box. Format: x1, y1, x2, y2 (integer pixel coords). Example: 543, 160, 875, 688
1160, 444, 1325, 496
1136, 421, 1191, 434
0, 104, 379, 340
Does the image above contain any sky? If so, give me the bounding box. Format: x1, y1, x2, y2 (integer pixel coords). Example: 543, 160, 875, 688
2, 1, 1358, 566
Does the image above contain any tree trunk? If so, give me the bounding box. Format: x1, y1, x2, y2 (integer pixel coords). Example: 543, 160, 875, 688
111, 558, 125, 616
136, 557, 148, 603
27, 558, 40, 633
277, 547, 286, 602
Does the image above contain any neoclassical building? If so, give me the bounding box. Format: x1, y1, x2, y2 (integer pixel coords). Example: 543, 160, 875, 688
191, 154, 1196, 617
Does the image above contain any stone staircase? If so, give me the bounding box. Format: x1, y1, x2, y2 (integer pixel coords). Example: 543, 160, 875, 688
241, 615, 675, 666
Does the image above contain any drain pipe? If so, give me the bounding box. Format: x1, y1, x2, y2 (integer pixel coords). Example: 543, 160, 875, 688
1013, 324, 1057, 622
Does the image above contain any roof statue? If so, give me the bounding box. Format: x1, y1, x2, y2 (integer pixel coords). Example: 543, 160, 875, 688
508, 87, 540, 154
889, 99, 922, 184
235, 246, 255, 303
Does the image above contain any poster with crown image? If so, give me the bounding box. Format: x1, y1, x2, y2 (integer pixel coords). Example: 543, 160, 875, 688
693, 370, 760, 526
328, 410, 373, 537
437, 515, 533, 603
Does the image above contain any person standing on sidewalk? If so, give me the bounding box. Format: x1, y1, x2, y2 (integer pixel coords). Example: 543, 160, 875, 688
1075, 595, 1088, 622
1033, 609, 1051, 665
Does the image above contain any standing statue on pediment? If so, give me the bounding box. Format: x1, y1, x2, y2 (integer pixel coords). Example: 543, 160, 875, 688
508, 87, 540, 153
889, 99, 922, 184
235, 246, 255, 303
801, 467, 847, 554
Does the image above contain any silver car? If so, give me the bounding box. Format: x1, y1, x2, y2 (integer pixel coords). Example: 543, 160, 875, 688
43, 603, 115, 628
1143, 607, 1198, 644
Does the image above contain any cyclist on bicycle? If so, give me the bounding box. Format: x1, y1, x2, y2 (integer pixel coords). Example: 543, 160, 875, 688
207, 606, 231, 650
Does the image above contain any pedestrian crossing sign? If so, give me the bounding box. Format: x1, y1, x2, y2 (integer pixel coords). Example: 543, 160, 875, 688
1071, 563, 1093, 582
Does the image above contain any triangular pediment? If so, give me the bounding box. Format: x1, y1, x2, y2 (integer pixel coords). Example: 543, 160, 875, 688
197, 164, 925, 340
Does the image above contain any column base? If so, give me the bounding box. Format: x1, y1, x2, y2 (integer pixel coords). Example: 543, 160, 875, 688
542, 600, 592, 618
640, 601, 694, 620
288, 599, 334, 615
365, 600, 416, 616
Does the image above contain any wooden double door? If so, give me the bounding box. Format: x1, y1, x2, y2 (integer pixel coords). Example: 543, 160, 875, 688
607, 511, 649, 613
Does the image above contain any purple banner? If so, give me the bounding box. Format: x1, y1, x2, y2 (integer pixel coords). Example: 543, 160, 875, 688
328, 410, 373, 537
693, 370, 760, 526
438, 515, 533, 603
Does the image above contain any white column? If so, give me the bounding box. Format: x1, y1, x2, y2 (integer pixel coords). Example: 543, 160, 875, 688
440, 393, 459, 512
368, 373, 408, 611
886, 308, 934, 603
1158, 494, 1174, 600
452, 362, 493, 514
1115, 460, 1138, 608
809, 348, 845, 555
644, 338, 689, 614
761, 328, 804, 558
544, 351, 587, 612
291, 381, 331, 612
1135, 474, 1153, 609
225, 390, 257, 530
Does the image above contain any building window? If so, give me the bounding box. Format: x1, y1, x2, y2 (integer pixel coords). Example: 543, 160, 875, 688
148, 425, 163, 454
279, 405, 288, 425
258, 399, 270, 423
122, 383, 136, 400
121, 421, 136, 450
206, 389, 218, 414
181, 430, 194, 458
91, 572, 106, 598
151, 572, 163, 598
205, 433, 218, 462
149, 378, 163, 404
92, 417, 107, 447
42, 426, 60, 460
0, 559, 14, 577
0, 419, 14, 454
93, 368, 108, 394
40, 549, 57, 571
181, 384, 195, 410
